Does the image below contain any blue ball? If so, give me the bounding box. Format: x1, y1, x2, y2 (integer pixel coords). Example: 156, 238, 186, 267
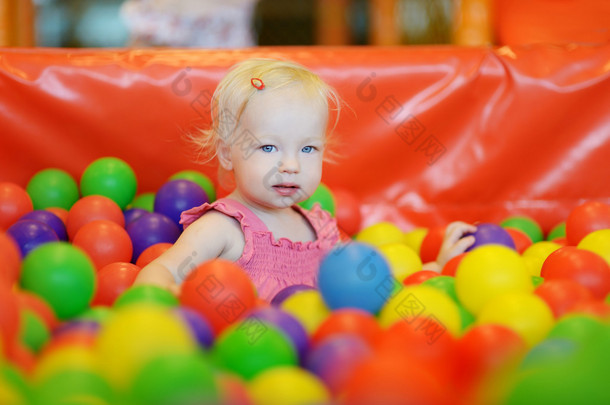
318, 242, 392, 314
465, 222, 516, 251
20, 210, 68, 241
7, 219, 59, 257
154, 179, 208, 228
126, 212, 181, 262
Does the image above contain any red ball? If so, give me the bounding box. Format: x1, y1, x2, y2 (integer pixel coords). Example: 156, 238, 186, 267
16, 290, 59, 331
0, 182, 33, 231
45, 207, 69, 225
534, 279, 594, 318
420, 226, 446, 263
0, 231, 21, 285
540, 246, 610, 299
441, 253, 467, 277
311, 308, 382, 348
66, 195, 125, 240
179, 259, 257, 336
72, 220, 133, 269
333, 188, 362, 236
135, 242, 173, 268
505, 228, 533, 254
0, 281, 20, 355
570, 300, 610, 322
566, 200, 610, 245
403, 270, 440, 286
92, 262, 141, 306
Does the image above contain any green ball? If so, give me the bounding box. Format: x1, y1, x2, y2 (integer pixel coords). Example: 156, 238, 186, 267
170, 170, 216, 202
531, 275, 544, 288
20, 242, 96, 320
298, 183, 335, 215
33, 370, 115, 405
78, 306, 114, 324
26, 168, 79, 210
500, 216, 544, 243
0, 363, 32, 405
19, 310, 50, 353
422, 276, 459, 302
547, 314, 605, 343
80, 157, 137, 210
547, 222, 566, 241
129, 193, 155, 212
114, 285, 179, 309
212, 320, 298, 380
130, 352, 218, 405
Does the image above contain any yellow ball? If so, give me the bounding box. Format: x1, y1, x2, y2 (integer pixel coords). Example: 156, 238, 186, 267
34, 346, 99, 383
248, 366, 330, 405
578, 229, 610, 266
378, 243, 422, 282
476, 292, 554, 347
280, 290, 330, 335
455, 245, 533, 315
522, 241, 562, 276
355, 222, 404, 247
95, 304, 196, 389
378, 284, 462, 336
403, 228, 428, 254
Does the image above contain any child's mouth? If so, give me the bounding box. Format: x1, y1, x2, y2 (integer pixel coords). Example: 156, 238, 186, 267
273, 184, 300, 196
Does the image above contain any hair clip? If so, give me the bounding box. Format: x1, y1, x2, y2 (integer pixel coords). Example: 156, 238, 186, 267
251, 78, 265, 90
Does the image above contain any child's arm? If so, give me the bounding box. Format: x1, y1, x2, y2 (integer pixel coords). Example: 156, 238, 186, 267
134, 211, 243, 294
422, 221, 476, 272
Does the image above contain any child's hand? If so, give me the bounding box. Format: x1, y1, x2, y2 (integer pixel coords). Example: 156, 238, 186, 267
435, 221, 477, 269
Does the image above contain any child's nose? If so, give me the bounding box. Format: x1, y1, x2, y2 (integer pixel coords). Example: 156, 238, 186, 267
279, 155, 300, 173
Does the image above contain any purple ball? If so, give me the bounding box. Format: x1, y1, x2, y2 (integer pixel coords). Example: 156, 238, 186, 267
270, 284, 316, 306
245, 306, 309, 362
123, 208, 148, 226
7, 219, 59, 257
464, 222, 516, 251
52, 320, 101, 338
126, 212, 181, 262
174, 307, 215, 348
20, 210, 68, 241
154, 179, 208, 228
305, 334, 372, 394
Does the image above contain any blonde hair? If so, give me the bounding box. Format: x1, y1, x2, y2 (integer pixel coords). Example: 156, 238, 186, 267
190, 58, 342, 164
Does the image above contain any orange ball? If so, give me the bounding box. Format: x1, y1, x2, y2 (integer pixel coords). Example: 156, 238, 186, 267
92, 262, 141, 306
566, 200, 610, 245
45, 207, 69, 225
16, 290, 59, 331
136, 242, 173, 268
311, 308, 382, 348
419, 225, 446, 263
441, 253, 466, 277
66, 195, 124, 240
0, 281, 20, 355
333, 188, 362, 236
179, 259, 257, 336
0, 231, 21, 285
0, 182, 33, 231
72, 220, 133, 269
505, 228, 533, 254
534, 279, 594, 319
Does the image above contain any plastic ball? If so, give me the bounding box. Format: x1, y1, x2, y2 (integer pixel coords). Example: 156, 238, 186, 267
441, 252, 466, 277
135, 242, 172, 268
519, 337, 577, 372
566, 200, 610, 245
114, 284, 179, 308
0, 363, 31, 405
129, 192, 155, 212
311, 308, 382, 348
403, 227, 428, 254
7, 219, 59, 258
476, 292, 555, 347
96, 304, 197, 389
72, 219, 133, 269
154, 179, 208, 228
522, 241, 562, 276
179, 259, 257, 335
332, 188, 362, 236
455, 245, 533, 315
26, 169, 79, 211
80, 156, 137, 210
280, 290, 331, 335
534, 279, 594, 318
505, 227, 533, 254
501, 216, 544, 243
318, 242, 392, 314
18, 310, 50, 353
402, 269, 439, 285
170, 170, 216, 202
66, 195, 125, 241
0, 282, 20, 355
464, 222, 516, 251
0, 231, 22, 284
419, 225, 446, 263
20, 210, 67, 241
126, 212, 181, 263
173, 307, 215, 349
45, 207, 68, 225
91, 262, 140, 306
33, 345, 99, 383
578, 228, 610, 266
129, 352, 218, 405
298, 183, 335, 216
33, 370, 115, 405
212, 320, 298, 380
547, 222, 566, 241
270, 284, 315, 306
377, 242, 422, 282
123, 207, 148, 226
355, 222, 404, 247
0, 183, 33, 231
248, 366, 329, 405
15, 290, 59, 332
378, 284, 462, 336
541, 246, 610, 299
20, 242, 96, 320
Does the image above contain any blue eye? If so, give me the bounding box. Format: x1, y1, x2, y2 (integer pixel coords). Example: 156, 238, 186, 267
302, 146, 315, 153
261, 145, 276, 153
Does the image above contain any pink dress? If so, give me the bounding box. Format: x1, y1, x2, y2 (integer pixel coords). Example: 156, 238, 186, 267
179, 198, 340, 302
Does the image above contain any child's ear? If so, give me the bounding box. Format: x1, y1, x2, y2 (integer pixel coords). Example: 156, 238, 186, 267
217, 141, 233, 171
